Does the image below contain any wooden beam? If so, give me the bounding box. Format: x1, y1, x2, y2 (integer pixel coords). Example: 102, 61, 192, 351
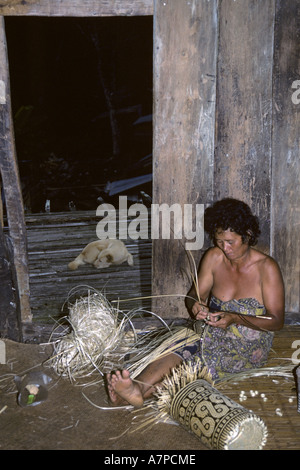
0, 16, 31, 327
0, 225, 21, 340
271, 0, 300, 313
152, 0, 218, 318
215, 0, 275, 253
0, 0, 153, 16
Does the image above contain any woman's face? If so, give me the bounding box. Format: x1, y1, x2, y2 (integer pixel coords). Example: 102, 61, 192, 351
214, 229, 249, 261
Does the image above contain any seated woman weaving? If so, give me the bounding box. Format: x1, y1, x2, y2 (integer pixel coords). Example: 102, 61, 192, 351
106, 198, 285, 408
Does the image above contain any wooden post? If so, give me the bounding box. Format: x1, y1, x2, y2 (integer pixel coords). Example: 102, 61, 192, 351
0, 16, 31, 331
215, 0, 275, 253
152, 0, 218, 317
271, 0, 300, 314
0, 223, 21, 341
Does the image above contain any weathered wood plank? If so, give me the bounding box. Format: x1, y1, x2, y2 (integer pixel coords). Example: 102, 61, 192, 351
152, 0, 218, 318
0, 227, 21, 340
271, 0, 300, 314
0, 16, 31, 325
0, 0, 153, 16
215, 0, 275, 253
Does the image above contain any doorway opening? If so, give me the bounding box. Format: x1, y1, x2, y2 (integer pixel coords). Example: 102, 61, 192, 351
4, 16, 153, 214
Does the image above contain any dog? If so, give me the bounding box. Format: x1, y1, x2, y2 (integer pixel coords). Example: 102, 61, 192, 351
68, 239, 134, 270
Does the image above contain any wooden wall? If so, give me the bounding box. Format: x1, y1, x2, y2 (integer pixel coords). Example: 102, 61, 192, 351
152, 0, 218, 316
271, 1, 300, 317
153, 0, 299, 318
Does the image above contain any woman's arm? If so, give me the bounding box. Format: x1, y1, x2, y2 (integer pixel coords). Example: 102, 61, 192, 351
185, 248, 216, 318
260, 257, 285, 330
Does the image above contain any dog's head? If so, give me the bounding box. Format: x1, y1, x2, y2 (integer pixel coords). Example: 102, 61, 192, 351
94, 254, 113, 268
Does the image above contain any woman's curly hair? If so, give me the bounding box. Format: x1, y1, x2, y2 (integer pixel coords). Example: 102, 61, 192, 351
204, 198, 261, 246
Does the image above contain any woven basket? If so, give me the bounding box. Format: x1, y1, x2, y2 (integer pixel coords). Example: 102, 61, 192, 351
169, 379, 268, 450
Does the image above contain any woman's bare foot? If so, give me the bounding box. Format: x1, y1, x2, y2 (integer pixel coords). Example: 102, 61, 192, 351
106, 373, 120, 405
106, 370, 144, 408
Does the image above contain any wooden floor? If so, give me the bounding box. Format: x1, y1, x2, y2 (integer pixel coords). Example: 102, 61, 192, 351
0, 326, 299, 451
217, 325, 300, 450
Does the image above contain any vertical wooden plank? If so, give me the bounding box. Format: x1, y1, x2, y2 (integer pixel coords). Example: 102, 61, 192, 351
215, 0, 275, 253
152, 0, 218, 317
271, 0, 300, 314
0, 225, 21, 341
0, 16, 31, 327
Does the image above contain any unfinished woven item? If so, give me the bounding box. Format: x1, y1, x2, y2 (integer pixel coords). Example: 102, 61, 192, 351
46, 287, 201, 383
46, 291, 155, 380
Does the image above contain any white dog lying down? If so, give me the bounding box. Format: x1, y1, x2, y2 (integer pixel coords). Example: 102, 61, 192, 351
68, 239, 134, 270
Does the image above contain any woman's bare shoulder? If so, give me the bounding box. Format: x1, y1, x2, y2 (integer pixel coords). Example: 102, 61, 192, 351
252, 249, 282, 275
201, 246, 223, 264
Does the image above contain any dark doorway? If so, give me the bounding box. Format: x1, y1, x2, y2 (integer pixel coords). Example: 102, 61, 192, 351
4, 16, 153, 213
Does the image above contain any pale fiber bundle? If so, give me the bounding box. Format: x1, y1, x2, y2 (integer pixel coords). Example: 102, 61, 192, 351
47, 289, 131, 380
215, 362, 296, 387
128, 326, 202, 380
47, 287, 195, 382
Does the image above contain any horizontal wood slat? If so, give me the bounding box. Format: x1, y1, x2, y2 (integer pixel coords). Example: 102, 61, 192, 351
0, 0, 153, 17
19, 211, 152, 323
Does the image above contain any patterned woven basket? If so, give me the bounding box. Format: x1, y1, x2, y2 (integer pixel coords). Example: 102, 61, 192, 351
169, 379, 268, 450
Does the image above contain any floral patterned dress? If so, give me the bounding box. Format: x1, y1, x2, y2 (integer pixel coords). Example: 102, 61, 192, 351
202, 295, 274, 380
175, 295, 274, 381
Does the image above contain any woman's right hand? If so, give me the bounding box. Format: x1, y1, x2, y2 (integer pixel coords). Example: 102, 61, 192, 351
191, 301, 209, 321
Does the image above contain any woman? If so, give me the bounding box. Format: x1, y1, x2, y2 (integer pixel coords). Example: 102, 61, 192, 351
107, 198, 285, 408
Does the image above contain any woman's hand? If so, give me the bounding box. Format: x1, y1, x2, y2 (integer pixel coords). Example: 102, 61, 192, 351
192, 302, 221, 323
191, 301, 209, 321
205, 313, 235, 329
192, 302, 235, 329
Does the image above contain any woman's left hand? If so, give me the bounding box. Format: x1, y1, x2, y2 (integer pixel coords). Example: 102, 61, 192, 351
205, 312, 234, 330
